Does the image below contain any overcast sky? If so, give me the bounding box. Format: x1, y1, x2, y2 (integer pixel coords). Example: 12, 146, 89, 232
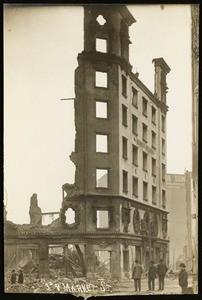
4, 4, 192, 224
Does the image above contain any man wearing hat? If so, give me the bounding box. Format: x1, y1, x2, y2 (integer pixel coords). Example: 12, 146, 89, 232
132, 259, 143, 292
178, 263, 188, 294
11, 269, 17, 284
156, 258, 168, 290
147, 261, 157, 291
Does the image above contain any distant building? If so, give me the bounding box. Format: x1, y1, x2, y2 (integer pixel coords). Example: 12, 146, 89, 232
167, 172, 192, 271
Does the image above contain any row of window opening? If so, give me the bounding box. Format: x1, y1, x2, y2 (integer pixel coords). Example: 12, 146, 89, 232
123, 172, 166, 207
95, 72, 166, 131
96, 165, 166, 191
123, 145, 166, 178
95, 194, 166, 230
95, 69, 166, 129
123, 136, 166, 158
122, 104, 166, 132
95, 133, 165, 156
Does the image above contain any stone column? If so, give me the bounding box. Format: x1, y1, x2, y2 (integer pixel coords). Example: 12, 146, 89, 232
38, 242, 49, 278
85, 243, 95, 279
111, 242, 121, 278
15, 244, 21, 269
63, 244, 69, 278
142, 240, 146, 269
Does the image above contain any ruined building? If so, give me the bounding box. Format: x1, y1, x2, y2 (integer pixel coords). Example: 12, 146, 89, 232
68, 5, 170, 276
4, 5, 170, 279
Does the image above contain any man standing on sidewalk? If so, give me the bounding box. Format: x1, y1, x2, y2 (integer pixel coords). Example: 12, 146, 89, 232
147, 261, 157, 291
178, 263, 188, 294
157, 258, 168, 290
132, 259, 143, 292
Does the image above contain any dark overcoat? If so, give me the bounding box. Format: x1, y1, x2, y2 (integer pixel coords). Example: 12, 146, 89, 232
179, 269, 188, 287
157, 262, 168, 276
148, 265, 157, 279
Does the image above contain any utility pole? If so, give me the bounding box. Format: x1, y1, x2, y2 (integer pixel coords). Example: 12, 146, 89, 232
148, 211, 152, 262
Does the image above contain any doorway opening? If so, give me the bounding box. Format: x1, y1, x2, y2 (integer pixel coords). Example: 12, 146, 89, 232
123, 250, 129, 272
94, 250, 111, 275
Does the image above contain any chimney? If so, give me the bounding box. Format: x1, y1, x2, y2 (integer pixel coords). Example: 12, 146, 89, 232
152, 58, 171, 103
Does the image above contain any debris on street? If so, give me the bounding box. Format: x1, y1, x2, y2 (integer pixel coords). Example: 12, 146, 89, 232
5, 269, 120, 295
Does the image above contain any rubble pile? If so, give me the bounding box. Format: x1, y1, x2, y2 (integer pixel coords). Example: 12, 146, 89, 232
5, 252, 120, 295
5, 270, 120, 295
47, 218, 61, 229
49, 254, 65, 269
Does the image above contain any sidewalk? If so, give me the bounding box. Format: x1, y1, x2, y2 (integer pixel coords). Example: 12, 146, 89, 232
107, 276, 193, 296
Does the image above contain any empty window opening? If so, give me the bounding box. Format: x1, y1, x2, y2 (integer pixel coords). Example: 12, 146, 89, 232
96, 38, 107, 53
96, 134, 108, 153
142, 97, 148, 116
95, 71, 108, 88
162, 164, 166, 181
152, 107, 156, 124
142, 123, 148, 142
132, 87, 138, 107
152, 131, 156, 149
133, 176, 138, 197
143, 181, 148, 201
96, 15, 106, 26
162, 138, 166, 154
152, 186, 157, 204
96, 210, 109, 228
122, 75, 127, 96
96, 168, 109, 188
152, 157, 156, 176
162, 190, 166, 208
122, 104, 128, 126
96, 101, 107, 119
122, 137, 128, 159
65, 208, 75, 225
143, 152, 148, 171
135, 246, 141, 263
132, 145, 138, 166
123, 170, 128, 193
67, 244, 74, 251
162, 115, 166, 132
132, 115, 138, 135
94, 251, 111, 271
48, 245, 63, 255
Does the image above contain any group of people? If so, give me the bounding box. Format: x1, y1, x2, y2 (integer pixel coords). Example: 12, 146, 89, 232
11, 270, 24, 284
132, 259, 168, 292
10, 260, 188, 293
132, 259, 189, 294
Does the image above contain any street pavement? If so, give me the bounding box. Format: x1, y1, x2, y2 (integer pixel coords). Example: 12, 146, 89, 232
107, 276, 193, 296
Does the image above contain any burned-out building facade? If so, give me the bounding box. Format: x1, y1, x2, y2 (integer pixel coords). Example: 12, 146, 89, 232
68, 5, 170, 277
4, 5, 170, 279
